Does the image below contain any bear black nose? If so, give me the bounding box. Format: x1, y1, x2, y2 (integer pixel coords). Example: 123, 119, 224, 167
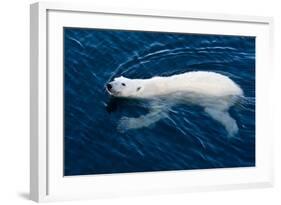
106, 83, 112, 90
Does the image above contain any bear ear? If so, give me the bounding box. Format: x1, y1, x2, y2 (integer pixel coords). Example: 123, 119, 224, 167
136, 86, 142, 92
114, 76, 124, 80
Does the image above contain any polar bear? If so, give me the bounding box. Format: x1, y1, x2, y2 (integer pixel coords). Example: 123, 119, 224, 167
106, 71, 243, 136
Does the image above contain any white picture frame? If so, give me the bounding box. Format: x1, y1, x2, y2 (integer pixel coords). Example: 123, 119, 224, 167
30, 1, 274, 202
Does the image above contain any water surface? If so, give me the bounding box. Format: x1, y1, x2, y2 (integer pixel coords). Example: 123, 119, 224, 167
64, 28, 255, 176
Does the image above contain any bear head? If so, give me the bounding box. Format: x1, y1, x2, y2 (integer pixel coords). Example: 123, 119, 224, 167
106, 76, 142, 98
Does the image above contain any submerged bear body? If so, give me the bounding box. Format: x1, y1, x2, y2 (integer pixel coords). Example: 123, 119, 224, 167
106, 71, 243, 136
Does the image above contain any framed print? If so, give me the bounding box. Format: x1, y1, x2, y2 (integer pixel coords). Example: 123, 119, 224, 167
30, 2, 274, 202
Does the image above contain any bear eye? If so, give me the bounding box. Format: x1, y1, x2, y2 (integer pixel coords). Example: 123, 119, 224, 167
121, 83, 126, 86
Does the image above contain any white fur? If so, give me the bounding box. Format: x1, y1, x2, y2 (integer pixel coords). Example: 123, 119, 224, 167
107, 71, 243, 136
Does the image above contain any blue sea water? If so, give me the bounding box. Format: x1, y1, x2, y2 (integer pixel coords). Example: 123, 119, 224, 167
64, 28, 255, 176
